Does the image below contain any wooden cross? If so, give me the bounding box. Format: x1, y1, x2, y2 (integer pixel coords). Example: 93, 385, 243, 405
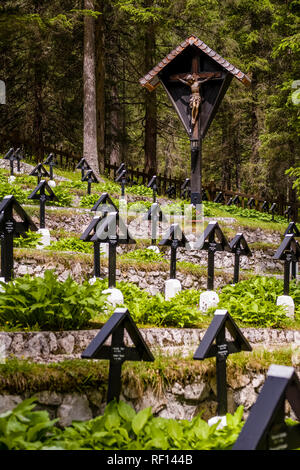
169, 55, 222, 135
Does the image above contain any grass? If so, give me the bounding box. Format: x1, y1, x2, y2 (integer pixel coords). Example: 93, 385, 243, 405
0, 347, 296, 397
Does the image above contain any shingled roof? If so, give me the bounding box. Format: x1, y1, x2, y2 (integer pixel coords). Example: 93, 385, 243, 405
139, 35, 251, 91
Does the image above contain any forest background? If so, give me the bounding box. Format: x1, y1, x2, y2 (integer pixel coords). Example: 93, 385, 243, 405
0, 0, 299, 202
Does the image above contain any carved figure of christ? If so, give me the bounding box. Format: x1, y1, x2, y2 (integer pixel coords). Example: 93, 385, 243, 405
169, 72, 222, 128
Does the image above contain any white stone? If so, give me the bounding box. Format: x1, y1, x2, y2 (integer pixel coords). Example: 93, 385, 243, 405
199, 291, 219, 312
276, 295, 295, 318
102, 288, 124, 307
88, 276, 103, 285
37, 228, 51, 248
8, 176, 16, 184
48, 179, 56, 187
0, 278, 6, 293
100, 243, 109, 258
147, 245, 160, 254
165, 278, 181, 301
208, 415, 227, 429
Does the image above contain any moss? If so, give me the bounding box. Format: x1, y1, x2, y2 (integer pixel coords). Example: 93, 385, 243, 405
0, 348, 295, 397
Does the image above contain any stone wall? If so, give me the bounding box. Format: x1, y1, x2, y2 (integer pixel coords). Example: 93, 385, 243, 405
0, 367, 298, 427
1, 327, 300, 362
0, 327, 299, 426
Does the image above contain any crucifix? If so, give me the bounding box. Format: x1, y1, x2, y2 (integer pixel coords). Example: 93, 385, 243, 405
140, 35, 251, 207
169, 61, 222, 203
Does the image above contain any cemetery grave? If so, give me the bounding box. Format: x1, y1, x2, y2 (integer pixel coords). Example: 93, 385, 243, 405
0, 153, 300, 451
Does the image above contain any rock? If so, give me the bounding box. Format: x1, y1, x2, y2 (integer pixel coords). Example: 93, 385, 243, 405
37, 228, 51, 249
0, 395, 22, 414
57, 394, 93, 427
234, 384, 257, 410
199, 291, 219, 312
58, 334, 75, 355
208, 415, 227, 429
36, 391, 63, 406
165, 279, 181, 301
276, 295, 295, 318
183, 382, 210, 403
102, 288, 124, 307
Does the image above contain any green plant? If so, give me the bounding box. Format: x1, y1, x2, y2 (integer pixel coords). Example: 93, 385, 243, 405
208, 276, 291, 328
0, 182, 29, 204
45, 236, 93, 254
80, 193, 119, 209
93, 280, 204, 327
126, 184, 153, 197
121, 248, 165, 262
0, 270, 108, 330
13, 230, 43, 248
48, 400, 245, 450
50, 185, 73, 207
0, 397, 61, 450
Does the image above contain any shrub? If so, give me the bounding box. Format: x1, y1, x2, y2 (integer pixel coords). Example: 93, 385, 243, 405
13, 230, 43, 248
121, 248, 165, 262
0, 270, 108, 330
0, 398, 245, 450
45, 236, 93, 254
93, 280, 203, 327
126, 184, 153, 197
208, 276, 291, 328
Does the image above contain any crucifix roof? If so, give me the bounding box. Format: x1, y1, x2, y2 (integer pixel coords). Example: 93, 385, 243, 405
139, 34, 251, 92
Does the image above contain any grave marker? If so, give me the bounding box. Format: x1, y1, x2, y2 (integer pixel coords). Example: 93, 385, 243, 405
91, 192, 119, 214
29, 163, 50, 184
229, 232, 252, 283
232, 195, 241, 206
115, 169, 127, 196
262, 200, 269, 212
76, 157, 91, 179
233, 364, 300, 450
194, 221, 231, 291
28, 180, 58, 229
214, 192, 225, 204
43, 153, 57, 181
82, 169, 99, 194
226, 197, 233, 206
270, 202, 277, 221
80, 215, 104, 279
91, 212, 135, 289
273, 233, 300, 294
147, 175, 158, 203
284, 222, 300, 279
82, 307, 154, 403
0, 195, 38, 281
140, 34, 250, 206
159, 223, 189, 279
144, 202, 167, 246
247, 197, 255, 209
284, 205, 293, 222
4, 147, 22, 176
194, 309, 252, 416
180, 178, 191, 200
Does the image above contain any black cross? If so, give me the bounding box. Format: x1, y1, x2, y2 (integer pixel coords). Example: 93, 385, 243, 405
81, 308, 154, 403
194, 309, 252, 415
0, 196, 38, 281
233, 364, 300, 450
159, 224, 189, 279
28, 180, 58, 229
194, 221, 231, 290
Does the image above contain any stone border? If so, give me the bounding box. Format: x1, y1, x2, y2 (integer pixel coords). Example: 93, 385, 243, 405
1, 327, 300, 362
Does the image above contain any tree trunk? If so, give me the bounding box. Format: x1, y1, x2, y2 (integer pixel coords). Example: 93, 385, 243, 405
95, 2, 105, 173
83, 0, 99, 175
143, 5, 157, 176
